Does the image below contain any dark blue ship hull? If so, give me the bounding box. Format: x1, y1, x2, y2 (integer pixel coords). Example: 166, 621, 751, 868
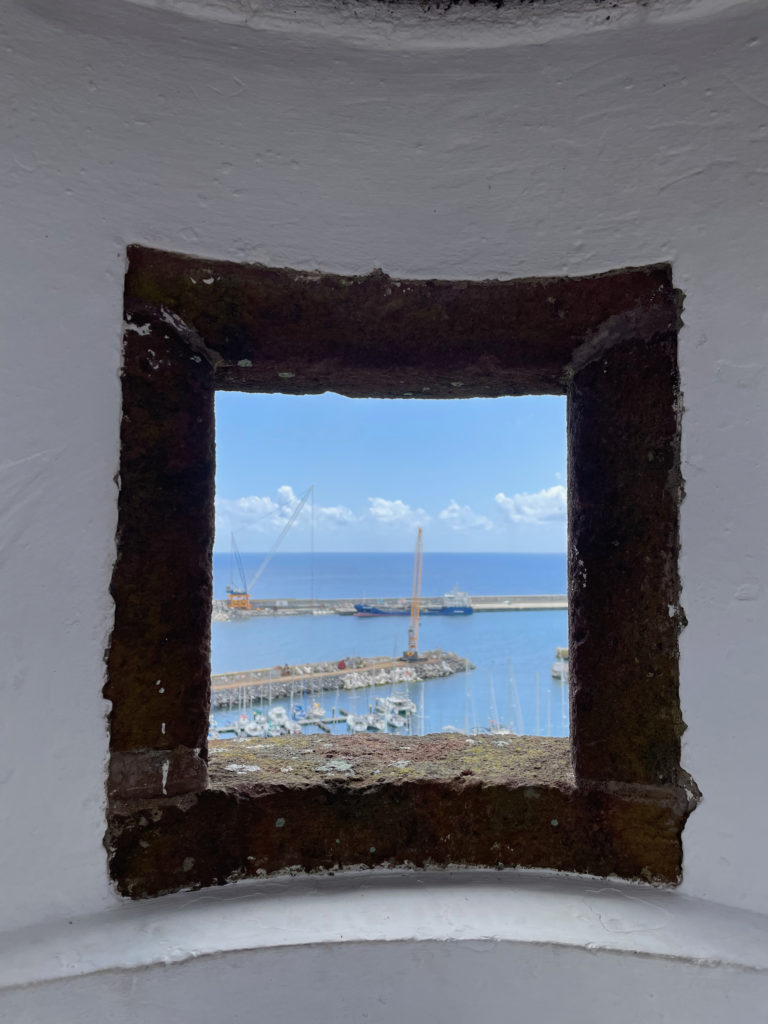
354, 602, 473, 617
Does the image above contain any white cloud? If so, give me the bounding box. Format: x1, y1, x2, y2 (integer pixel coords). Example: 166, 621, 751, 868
276, 484, 297, 506
216, 485, 356, 535
216, 494, 282, 531
495, 485, 567, 524
316, 504, 357, 528
438, 499, 493, 532
368, 497, 429, 529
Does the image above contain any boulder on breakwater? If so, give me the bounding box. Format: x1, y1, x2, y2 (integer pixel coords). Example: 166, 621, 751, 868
211, 650, 474, 710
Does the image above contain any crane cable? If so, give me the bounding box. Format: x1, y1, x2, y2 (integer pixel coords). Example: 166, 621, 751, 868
245, 485, 314, 594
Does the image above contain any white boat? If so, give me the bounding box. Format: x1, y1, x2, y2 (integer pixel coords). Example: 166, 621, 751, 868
385, 713, 409, 730
244, 712, 271, 738
375, 695, 417, 718
552, 646, 569, 682
345, 712, 387, 733
487, 722, 513, 735
470, 722, 513, 736
345, 713, 371, 733
267, 706, 302, 735
374, 694, 417, 731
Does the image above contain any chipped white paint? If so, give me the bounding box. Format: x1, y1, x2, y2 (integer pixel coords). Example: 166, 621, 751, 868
161, 760, 170, 796
1, 0, 767, 1015
123, 321, 152, 336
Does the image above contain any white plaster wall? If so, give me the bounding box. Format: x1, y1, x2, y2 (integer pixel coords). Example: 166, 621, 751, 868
1, 0, 767, 1014
5, 939, 768, 1024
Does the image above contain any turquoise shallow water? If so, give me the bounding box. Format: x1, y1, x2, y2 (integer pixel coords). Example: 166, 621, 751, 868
211, 552, 569, 738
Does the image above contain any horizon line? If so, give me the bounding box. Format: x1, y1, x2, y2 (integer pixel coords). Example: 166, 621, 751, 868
212, 549, 567, 556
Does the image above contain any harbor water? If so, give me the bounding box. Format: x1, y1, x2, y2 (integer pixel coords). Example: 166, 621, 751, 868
211, 551, 569, 738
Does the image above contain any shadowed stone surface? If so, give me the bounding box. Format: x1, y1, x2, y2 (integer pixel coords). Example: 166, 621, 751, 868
569, 333, 684, 786
124, 247, 676, 398
105, 321, 214, 763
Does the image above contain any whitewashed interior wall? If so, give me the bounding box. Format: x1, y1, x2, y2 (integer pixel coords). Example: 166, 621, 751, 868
1, 0, 767, 1017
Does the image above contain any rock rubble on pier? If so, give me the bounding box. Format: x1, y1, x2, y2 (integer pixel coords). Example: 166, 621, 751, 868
211, 650, 473, 709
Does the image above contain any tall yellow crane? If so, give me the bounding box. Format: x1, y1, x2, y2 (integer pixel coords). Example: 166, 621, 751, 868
402, 527, 423, 661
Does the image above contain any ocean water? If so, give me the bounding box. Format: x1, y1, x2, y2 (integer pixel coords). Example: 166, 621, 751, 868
211, 552, 569, 738
213, 551, 567, 603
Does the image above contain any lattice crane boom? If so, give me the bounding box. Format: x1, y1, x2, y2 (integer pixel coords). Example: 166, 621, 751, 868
245, 485, 313, 594
225, 485, 313, 610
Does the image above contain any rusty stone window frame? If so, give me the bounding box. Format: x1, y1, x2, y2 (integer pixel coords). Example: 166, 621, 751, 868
105, 245, 698, 899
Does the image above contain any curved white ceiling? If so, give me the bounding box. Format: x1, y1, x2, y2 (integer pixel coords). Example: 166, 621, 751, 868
118, 0, 756, 49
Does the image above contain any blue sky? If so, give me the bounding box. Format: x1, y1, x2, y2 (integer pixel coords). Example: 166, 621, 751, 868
214, 392, 567, 553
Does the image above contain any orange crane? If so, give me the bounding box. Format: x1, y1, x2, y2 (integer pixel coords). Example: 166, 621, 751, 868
226, 532, 252, 610
226, 485, 313, 610
402, 527, 423, 661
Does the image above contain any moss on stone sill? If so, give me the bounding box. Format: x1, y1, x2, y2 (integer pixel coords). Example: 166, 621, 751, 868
209, 733, 573, 791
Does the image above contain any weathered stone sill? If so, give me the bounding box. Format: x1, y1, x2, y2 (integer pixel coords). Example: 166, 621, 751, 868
107, 735, 693, 899
209, 733, 572, 787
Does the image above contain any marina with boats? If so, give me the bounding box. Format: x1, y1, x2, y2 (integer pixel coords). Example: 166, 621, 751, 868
211, 692, 421, 740
212, 517, 570, 741
209, 641, 569, 741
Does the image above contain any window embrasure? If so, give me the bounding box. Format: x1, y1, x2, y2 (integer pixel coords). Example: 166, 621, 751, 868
105, 246, 698, 898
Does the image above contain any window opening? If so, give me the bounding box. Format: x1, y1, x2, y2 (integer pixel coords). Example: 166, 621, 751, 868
210, 392, 569, 742
105, 246, 698, 899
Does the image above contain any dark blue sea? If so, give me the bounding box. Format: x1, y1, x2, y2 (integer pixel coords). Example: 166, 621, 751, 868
213, 551, 566, 604
211, 552, 569, 738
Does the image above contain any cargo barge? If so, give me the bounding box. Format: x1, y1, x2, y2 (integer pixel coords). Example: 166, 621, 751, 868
354, 587, 473, 617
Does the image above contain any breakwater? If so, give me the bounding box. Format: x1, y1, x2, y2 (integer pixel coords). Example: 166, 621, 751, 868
210, 650, 472, 709
212, 594, 566, 621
